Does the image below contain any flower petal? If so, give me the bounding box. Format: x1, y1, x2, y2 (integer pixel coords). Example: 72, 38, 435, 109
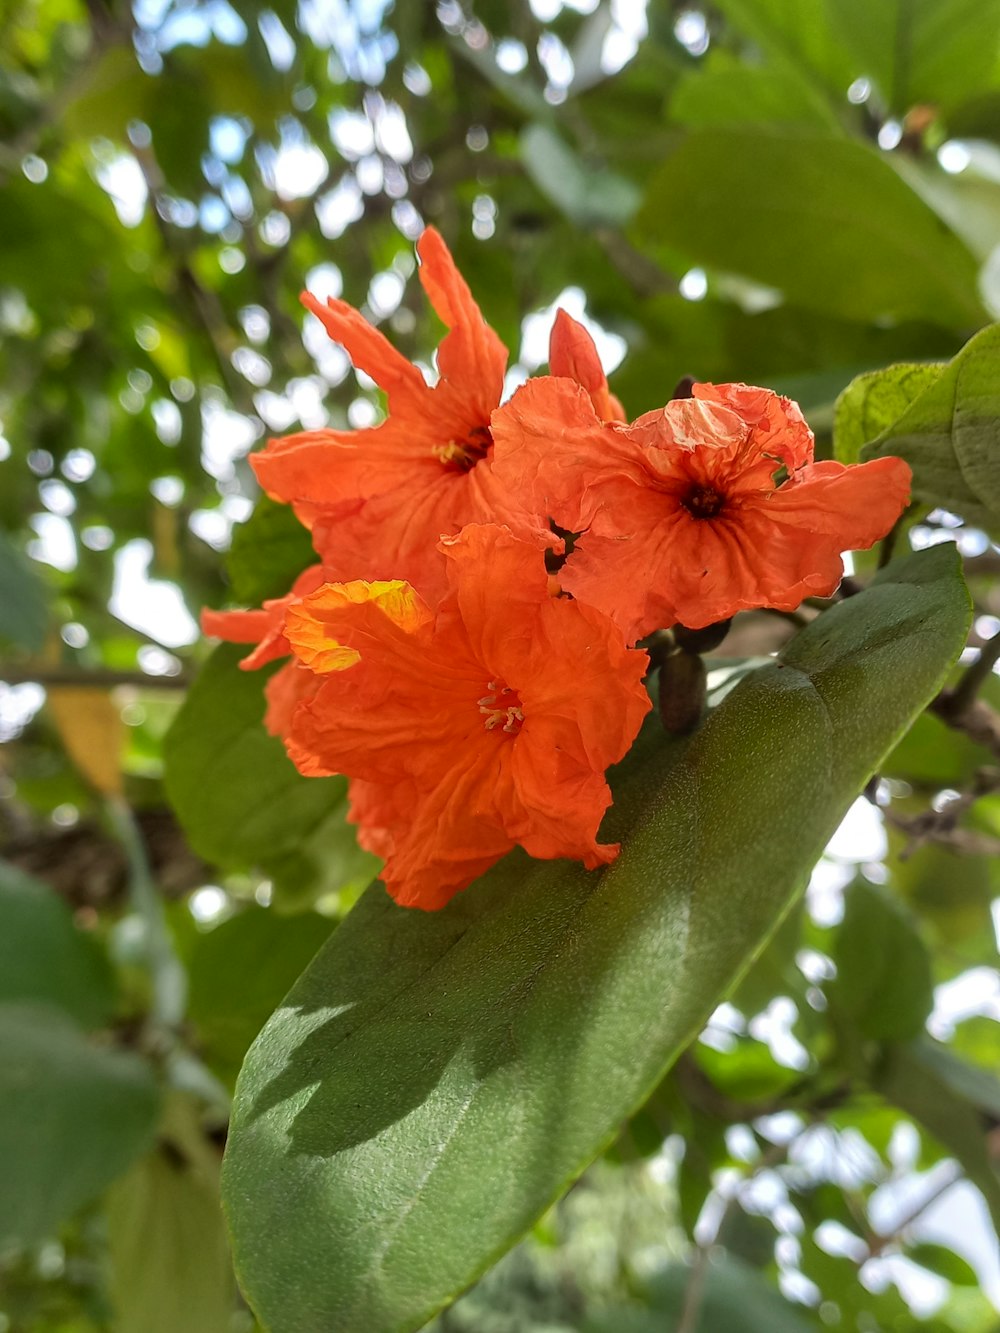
416, 227, 507, 411
300, 291, 425, 407
549, 309, 626, 422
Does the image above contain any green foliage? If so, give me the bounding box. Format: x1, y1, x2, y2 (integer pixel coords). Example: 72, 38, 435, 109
186, 905, 334, 1084
829, 880, 933, 1041
852, 324, 1000, 536
227, 496, 318, 606
2, 0, 1000, 1327
0, 525, 48, 651
105, 1096, 233, 1333
163, 644, 379, 906
588, 1255, 816, 1332
0, 860, 115, 1027
223, 548, 968, 1333
637, 129, 985, 326
0, 1003, 160, 1246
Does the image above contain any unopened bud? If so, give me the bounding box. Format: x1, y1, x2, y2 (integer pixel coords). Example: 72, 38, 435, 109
658, 649, 707, 735
672, 618, 732, 654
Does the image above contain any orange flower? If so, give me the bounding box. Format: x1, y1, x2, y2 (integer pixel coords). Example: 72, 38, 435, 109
200, 565, 327, 741
249, 228, 512, 602
490, 378, 911, 639
281, 525, 651, 909
549, 309, 625, 423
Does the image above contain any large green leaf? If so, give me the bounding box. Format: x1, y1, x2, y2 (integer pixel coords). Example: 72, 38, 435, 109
857, 323, 1000, 536
163, 644, 379, 904
0, 1003, 161, 1245
636, 128, 984, 328
826, 0, 1000, 114
222, 547, 969, 1333
0, 860, 115, 1028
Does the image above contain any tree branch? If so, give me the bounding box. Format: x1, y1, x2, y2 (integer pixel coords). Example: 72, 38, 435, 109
0, 665, 190, 689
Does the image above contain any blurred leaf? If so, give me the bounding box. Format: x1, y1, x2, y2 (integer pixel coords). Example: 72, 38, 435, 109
909, 1241, 979, 1286
0, 1003, 160, 1246
826, 0, 1000, 114
46, 686, 124, 797
891, 838, 996, 949
222, 546, 968, 1333
588, 1254, 814, 1333
163, 644, 379, 902
107, 1096, 233, 1333
828, 881, 933, 1041
637, 128, 984, 327
882, 708, 993, 786
0, 860, 115, 1028
187, 905, 334, 1084
227, 494, 317, 606
860, 323, 1000, 536
520, 124, 642, 228
834, 362, 944, 464
0, 525, 48, 651
671, 51, 839, 129
877, 1038, 1000, 1229
712, 0, 858, 99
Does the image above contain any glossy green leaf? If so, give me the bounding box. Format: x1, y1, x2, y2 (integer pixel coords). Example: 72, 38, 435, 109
0, 526, 48, 652
860, 324, 1000, 536
223, 546, 969, 1333
520, 124, 642, 228
637, 128, 984, 328
163, 644, 379, 901
0, 1003, 161, 1245
0, 860, 115, 1028
828, 881, 933, 1041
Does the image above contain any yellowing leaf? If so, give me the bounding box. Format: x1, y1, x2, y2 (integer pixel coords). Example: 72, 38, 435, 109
47, 687, 125, 797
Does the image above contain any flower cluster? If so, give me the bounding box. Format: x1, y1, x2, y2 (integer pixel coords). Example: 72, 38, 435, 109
203, 230, 911, 909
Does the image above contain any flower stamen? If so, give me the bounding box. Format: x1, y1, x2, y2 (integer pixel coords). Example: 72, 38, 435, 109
478, 680, 524, 734
435, 425, 493, 472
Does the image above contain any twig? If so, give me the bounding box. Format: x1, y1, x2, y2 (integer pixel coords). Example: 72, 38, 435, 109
0, 665, 190, 689
883, 766, 1000, 858
104, 795, 187, 1031
944, 628, 1000, 718
866, 1162, 963, 1257
677, 1139, 789, 1333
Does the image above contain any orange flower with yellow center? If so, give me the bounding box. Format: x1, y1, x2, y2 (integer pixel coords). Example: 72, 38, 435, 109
280, 525, 651, 910
490, 378, 912, 640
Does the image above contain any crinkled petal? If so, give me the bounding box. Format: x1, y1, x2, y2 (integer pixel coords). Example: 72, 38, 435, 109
490, 377, 643, 532
692, 381, 814, 470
